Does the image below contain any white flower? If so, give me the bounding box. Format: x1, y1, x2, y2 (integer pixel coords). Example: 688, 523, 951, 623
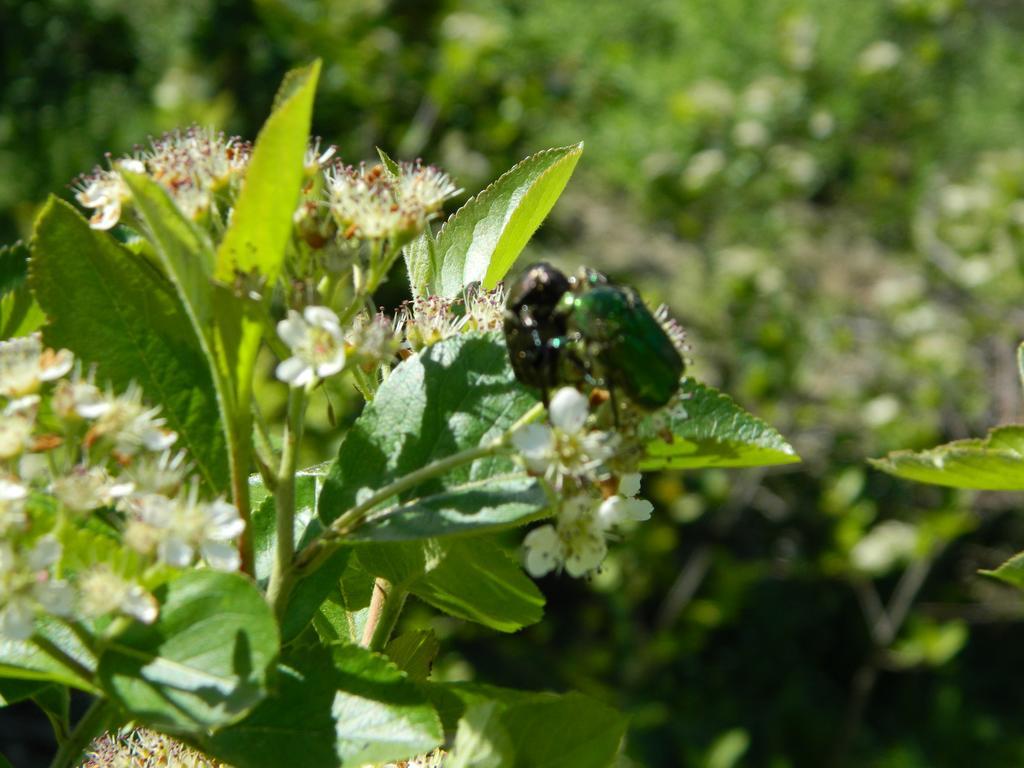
125, 450, 190, 496
851, 520, 918, 576
522, 495, 608, 578
511, 387, 616, 487
523, 524, 563, 578
597, 473, 654, 528
85, 383, 177, 455
276, 306, 347, 388
858, 40, 902, 75
324, 159, 458, 241
0, 479, 27, 535
125, 484, 244, 571
52, 370, 106, 421
0, 537, 73, 640
0, 336, 73, 397
51, 465, 134, 514
0, 411, 34, 460
398, 295, 466, 350
74, 167, 133, 230
79, 566, 158, 624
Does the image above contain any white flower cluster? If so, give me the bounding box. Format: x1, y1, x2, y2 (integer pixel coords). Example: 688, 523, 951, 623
74, 126, 252, 229
325, 160, 460, 241
513, 388, 654, 579
0, 335, 245, 640
397, 285, 507, 351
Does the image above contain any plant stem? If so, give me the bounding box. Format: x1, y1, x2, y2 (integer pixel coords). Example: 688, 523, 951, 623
48, 697, 113, 768
32, 635, 94, 684
361, 578, 407, 651
267, 386, 306, 617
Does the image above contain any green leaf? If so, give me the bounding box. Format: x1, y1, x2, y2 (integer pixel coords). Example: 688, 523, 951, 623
97, 570, 278, 731
448, 701, 514, 768
377, 147, 402, 177
640, 378, 800, 470
982, 550, 1024, 589
0, 751, 11, 768
358, 538, 544, 632
319, 333, 535, 525
403, 230, 439, 298
0, 618, 97, 692
200, 643, 442, 768
29, 198, 228, 493
407, 144, 583, 297
425, 683, 626, 768
347, 474, 549, 542
871, 425, 1024, 490
0, 240, 44, 338
121, 171, 215, 330
210, 61, 320, 465
317, 333, 544, 630
385, 629, 440, 681
0, 677, 48, 705
214, 60, 320, 285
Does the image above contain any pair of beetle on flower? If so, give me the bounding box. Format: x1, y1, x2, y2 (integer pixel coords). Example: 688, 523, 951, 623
503, 262, 686, 418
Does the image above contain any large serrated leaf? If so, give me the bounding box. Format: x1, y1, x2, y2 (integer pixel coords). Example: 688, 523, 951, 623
97, 570, 278, 731
29, 198, 228, 492
319, 332, 536, 524
407, 144, 583, 298
317, 333, 545, 631
640, 378, 800, 470
871, 425, 1024, 490
199, 643, 442, 768
121, 171, 215, 330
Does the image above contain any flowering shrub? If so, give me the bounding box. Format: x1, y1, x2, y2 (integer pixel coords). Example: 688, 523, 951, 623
0, 61, 798, 767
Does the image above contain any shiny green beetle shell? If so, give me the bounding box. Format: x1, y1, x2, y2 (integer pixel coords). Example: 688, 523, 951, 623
560, 283, 684, 409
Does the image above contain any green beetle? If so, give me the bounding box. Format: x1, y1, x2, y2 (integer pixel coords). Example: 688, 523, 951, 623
559, 276, 684, 409
503, 263, 684, 410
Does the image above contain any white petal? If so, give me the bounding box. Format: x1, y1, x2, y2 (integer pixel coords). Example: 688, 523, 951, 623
159, 537, 194, 568
276, 357, 311, 386
119, 159, 146, 174
622, 498, 653, 522
618, 473, 642, 498
303, 305, 342, 334
121, 586, 159, 624
0, 479, 27, 501
203, 500, 245, 540
314, 350, 346, 379
201, 541, 241, 572
277, 311, 308, 349
39, 350, 74, 381
0, 599, 36, 640
597, 496, 627, 528
548, 387, 588, 434
510, 423, 553, 458
142, 428, 177, 452
523, 525, 562, 577
565, 535, 606, 577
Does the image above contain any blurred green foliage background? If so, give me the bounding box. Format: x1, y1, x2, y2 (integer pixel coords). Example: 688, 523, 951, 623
6, 0, 1024, 765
